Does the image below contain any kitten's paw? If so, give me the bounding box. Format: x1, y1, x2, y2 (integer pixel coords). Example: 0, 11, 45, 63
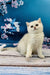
26, 54, 31, 61
26, 54, 32, 58
38, 55, 45, 59
26, 57, 30, 61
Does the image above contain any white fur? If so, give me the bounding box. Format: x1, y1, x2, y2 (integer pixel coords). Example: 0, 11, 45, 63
17, 18, 45, 58
0, 44, 6, 51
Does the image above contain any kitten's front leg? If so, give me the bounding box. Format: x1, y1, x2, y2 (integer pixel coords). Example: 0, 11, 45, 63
37, 47, 45, 59
26, 45, 32, 61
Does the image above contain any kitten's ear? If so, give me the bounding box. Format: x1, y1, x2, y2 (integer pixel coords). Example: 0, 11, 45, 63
26, 22, 29, 26
38, 18, 41, 23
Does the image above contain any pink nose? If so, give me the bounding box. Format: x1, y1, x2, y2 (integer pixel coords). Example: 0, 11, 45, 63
34, 27, 36, 30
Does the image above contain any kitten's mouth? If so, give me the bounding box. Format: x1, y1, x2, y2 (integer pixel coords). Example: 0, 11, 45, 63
34, 29, 38, 30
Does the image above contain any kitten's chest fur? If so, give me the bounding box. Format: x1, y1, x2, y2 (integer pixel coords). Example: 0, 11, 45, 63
17, 32, 44, 54
28, 32, 44, 49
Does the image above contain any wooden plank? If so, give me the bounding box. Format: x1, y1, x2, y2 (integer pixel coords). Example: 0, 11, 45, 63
0, 48, 50, 67
42, 49, 50, 56
0, 49, 50, 56
0, 67, 50, 74
0, 56, 50, 67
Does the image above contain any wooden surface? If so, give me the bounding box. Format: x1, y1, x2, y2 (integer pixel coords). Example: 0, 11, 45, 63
0, 48, 50, 67
0, 67, 50, 75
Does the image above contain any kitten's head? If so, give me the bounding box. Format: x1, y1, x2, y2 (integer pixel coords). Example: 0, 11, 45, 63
26, 18, 43, 34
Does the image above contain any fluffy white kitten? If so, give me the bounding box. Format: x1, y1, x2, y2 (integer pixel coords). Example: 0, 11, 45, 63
17, 18, 45, 59
1, 18, 45, 60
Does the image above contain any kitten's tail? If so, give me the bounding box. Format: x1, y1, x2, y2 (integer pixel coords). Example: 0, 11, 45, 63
0, 44, 6, 51
1, 47, 18, 51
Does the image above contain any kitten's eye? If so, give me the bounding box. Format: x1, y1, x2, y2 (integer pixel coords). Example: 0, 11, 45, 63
31, 25, 33, 28
35, 24, 38, 26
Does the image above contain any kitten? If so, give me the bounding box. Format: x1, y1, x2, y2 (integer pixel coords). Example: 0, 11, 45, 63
1, 18, 45, 60
17, 18, 45, 59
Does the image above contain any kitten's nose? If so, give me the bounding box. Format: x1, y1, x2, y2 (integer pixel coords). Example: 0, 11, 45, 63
34, 27, 36, 30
